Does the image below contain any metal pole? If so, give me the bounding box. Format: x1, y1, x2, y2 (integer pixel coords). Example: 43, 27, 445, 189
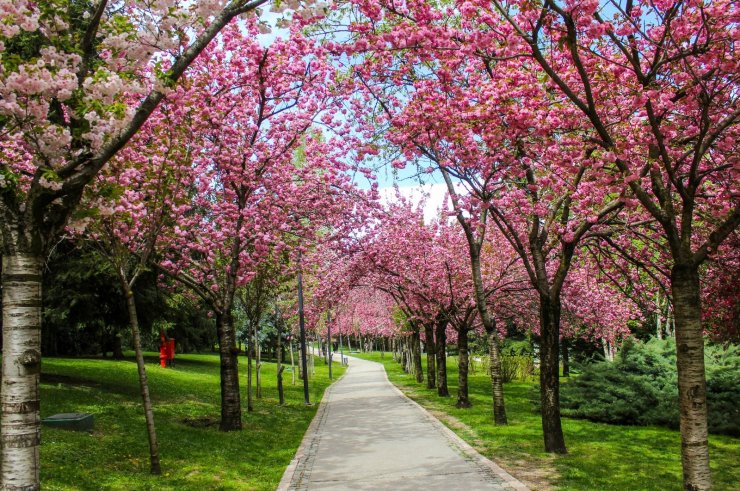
297, 254, 311, 405
327, 311, 333, 380
275, 305, 285, 406
339, 332, 345, 366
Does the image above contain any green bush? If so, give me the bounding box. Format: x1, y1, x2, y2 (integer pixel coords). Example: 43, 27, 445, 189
558, 338, 739, 436
477, 348, 535, 382
500, 355, 535, 383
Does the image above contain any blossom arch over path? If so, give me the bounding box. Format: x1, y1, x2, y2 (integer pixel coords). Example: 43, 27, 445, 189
1, 2, 736, 490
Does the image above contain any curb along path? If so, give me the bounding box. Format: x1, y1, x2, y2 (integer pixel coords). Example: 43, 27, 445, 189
278, 356, 528, 491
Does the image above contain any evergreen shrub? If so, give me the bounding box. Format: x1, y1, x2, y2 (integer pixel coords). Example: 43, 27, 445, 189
556, 338, 739, 436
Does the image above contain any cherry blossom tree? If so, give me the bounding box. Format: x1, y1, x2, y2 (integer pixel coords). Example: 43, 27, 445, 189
315, 193, 532, 414
332, 5, 624, 449
73, 94, 196, 474
561, 260, 641, 361
701, 239, 739, 341
145, 24, 355, 431
0, 0, 295, 486
472, 1, 739, 483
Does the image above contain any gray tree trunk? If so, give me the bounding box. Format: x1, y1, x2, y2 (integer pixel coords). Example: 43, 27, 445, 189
456, 328, 471, 408
672, 265, 711, 490
276, 317, 285, 405
411, 329, 424, 384
487, 329, 507, 424
1, 254, 43, 490
655, 292, 664, 340
216, 312, 241, 431
246, 331, 254, 412
539, 293, 566, 453
401, 339, 409, 373
290, 340, 296, 385
424, 323, 436, 389
441, 168, 506, 423
436, 320, 449, 397
602, 339, 615, 362
255, 322, 261, 399
122, 284, 161, 474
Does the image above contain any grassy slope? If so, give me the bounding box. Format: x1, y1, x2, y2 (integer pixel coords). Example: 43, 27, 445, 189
353, 352, 739, 491
41, 352, 343, 491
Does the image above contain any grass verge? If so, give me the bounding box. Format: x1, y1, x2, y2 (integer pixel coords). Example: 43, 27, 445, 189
41, 352, 343, 490
352, 351, 739, 490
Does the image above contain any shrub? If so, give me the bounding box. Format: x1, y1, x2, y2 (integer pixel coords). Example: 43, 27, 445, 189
556, 338, 739, 436
480, 352, 534, 382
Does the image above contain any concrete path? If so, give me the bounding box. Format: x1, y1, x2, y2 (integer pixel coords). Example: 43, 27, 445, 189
278, 356, 528, 491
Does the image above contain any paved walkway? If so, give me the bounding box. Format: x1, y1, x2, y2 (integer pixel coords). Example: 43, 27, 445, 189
278, 356, 528, 490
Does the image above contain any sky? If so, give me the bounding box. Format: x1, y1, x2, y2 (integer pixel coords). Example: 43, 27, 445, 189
256, 10, 286, 46
378, 182, 461, 224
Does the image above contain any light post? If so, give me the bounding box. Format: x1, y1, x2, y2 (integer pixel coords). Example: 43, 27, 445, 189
339, 332, 345, 366
327, 311, 332, 380
297, 252, 310, 405
275, 305, 285, 406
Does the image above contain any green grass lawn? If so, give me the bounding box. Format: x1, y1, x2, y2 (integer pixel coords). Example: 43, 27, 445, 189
40, 352, 344, 490
352, 351, 739, 491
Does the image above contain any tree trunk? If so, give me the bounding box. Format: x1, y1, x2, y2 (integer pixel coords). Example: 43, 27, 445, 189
246, 331, 253, 412
297, 349, 303, 379
290, 340, 296, 385
407, 338, 413, 373
486, 329, 507, 424
464, 237, 507, 420
216, 312, 241, 431
656, 292, 664, 340
112, 333, 124, 360
407, 343, 413, 373
436, 320, 449, 397
672, 264, 711, 490
424, 323, 436, 389
123, 284, 161, 475
1, 254, 42, 490
602, 339, 615, 362
561, 338, 570, 377
276, 317, 285, 406
255, 322, 261, 399
411, 329, 424, 384
456, 328, 471, 408
539, 293, 566, 454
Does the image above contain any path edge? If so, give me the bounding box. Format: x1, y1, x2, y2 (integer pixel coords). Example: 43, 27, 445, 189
380, 362, 529, 491
276, 363, 351, 491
